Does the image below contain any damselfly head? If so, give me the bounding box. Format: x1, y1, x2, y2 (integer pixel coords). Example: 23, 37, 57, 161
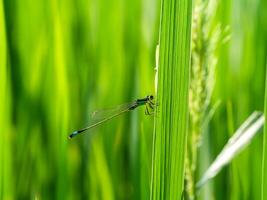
147, 95, 154, 101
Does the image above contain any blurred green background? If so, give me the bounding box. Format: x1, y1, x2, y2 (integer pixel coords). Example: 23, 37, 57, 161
0, 0, 266, 199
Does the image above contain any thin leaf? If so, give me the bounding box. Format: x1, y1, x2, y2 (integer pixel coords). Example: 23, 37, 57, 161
150, 0, 192, 198
262, 69, 267, 200
0, 0, 12, 197
197, 111, 265, 189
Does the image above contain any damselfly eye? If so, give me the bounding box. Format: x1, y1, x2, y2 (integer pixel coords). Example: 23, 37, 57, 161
149, 95, 154, 100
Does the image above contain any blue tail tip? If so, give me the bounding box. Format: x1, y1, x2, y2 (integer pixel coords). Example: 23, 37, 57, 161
68, 131, 78, 139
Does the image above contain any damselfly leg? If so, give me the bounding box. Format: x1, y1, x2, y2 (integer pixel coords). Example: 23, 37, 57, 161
145, 100, 156, 115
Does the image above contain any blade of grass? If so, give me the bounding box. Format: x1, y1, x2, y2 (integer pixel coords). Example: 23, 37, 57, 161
0, 0, 13, 198
262, 68, 267, 200
197, 111, 264, 189
150, 0, 192, 199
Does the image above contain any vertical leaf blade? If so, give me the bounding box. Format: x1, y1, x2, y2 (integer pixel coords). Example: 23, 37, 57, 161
150, 0, 192, 199
262, 69, 267, 200
0, 1, 13, 198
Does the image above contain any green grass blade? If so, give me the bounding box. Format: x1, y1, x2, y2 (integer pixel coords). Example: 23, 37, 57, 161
0, 0, 13, 198
262, 69, 267, 200
150, 0, 192, 199
197, 111, 264, 189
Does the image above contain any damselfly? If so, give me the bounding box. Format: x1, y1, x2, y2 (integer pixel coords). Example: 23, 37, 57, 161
68, 95, 155, 139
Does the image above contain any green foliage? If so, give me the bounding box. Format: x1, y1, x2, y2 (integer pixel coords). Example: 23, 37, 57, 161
0, 0, 12, 198
150, 0, 192, 199
0, 0, 266, 199
1, 0, 159, 199
262, 71, 267, 200
198, 111, 264, 189
212, 0, 266, 199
